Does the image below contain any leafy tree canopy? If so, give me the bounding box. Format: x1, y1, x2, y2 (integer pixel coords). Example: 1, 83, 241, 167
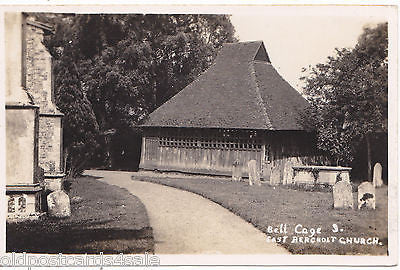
300, 22, 387, 178
41, 13, 237, 175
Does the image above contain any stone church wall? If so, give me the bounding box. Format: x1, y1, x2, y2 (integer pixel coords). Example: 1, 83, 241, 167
38, 116, 62, 173
6, 107, 38, 185
24, 18, 64, 179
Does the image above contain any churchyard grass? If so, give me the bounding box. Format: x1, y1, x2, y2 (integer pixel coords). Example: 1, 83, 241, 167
7, 176, 154, 254
137, 175, 387, 255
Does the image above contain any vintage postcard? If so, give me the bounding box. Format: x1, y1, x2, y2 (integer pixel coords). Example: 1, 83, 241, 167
0, 2, 398, 268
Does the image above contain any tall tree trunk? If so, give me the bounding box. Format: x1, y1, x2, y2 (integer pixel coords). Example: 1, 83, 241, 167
366, 133, 372, 181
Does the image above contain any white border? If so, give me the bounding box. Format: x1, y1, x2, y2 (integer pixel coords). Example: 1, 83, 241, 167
0, 2, 398, 267
0, 10, 5, 257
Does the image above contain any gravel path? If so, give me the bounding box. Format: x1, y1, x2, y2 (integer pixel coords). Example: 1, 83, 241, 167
85, 170, 289, 255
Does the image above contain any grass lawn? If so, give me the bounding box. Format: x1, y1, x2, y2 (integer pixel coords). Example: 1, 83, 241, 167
7, 176, 154, 254
136, 175, 387, 255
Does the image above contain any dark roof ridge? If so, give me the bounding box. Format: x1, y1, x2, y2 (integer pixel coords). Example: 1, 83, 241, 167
248, 61, 273, 129
217, 41, 266, 64
253, 59, 272, 63
223, 40, 263, 45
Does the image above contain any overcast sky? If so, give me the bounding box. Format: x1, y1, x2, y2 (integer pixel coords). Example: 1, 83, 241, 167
230, 6, 389, 92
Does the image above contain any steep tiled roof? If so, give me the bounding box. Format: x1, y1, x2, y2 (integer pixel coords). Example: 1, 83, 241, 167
142, 41, 308, 130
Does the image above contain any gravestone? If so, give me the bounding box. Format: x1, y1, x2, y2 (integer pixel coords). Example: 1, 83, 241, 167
248, 160, 260, 186
357, 182, 376, 210
232, 160, 242, 181
47, 190, 71, 218
373, 163, 383, 188
333, 181, 353, 209
339, 171, 351, 183
282, 161, 293, 185
270, 166, 281, 186
262, 162, 272, 182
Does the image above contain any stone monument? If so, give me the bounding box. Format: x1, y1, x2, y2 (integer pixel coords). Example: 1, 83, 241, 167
373, 163, 383, 188
282, 161, 293, 185
232, 160, 242, 181
357, 182, 376, 210
248, 160, 260, 186
333, 181, 354, 209
270, 166, 281, 186
47, 190, 71, 218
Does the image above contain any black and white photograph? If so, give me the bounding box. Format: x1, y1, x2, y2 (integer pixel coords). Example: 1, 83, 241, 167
1, 2, 398, 267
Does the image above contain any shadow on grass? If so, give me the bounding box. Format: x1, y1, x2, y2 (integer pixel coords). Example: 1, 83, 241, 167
7, 176, 154, 254
7, 221, 153, 254
136, 176, 388, 255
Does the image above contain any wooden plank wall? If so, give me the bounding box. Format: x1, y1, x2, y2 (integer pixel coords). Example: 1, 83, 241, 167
139, 129, 328, 180
140, 136, 262, 176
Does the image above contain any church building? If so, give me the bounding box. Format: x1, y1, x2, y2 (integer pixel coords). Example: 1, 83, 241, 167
5, 13, 64, 220
139, 41, 324, 181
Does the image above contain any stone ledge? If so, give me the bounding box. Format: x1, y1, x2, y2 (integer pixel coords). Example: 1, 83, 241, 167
5, 103, 39, 109
39, 111, 64, 117
6, 184, 42, 193
44, 173, 65, 179
293, 165, 352, 171
26, 19, 54, 33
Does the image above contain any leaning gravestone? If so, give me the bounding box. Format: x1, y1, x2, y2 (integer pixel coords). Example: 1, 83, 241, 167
270, 166, 281, 186
373, 163, 383, 188
357, 182, 376, 210
47, 190, 71, 218
232, 160, 242, 181
248, 160, 261, 186
333, 181, 353, 209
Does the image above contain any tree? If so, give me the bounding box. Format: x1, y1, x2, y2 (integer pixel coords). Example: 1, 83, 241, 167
300, 23, 388, 180
42, 14, 237, 171
42, 14, 100, 177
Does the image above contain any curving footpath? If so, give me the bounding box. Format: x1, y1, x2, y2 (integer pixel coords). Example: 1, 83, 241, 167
85, 169, 289, 255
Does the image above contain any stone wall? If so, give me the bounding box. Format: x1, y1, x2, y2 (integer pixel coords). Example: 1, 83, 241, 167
24, 21, 56, 114
6, 107, 38, 185
6, 193, 39, 218
38, 116, 62, 173
24, 18, 64, 177
5, 13, 44, 220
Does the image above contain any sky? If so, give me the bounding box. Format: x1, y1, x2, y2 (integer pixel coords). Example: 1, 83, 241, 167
230, 6, 389, 91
